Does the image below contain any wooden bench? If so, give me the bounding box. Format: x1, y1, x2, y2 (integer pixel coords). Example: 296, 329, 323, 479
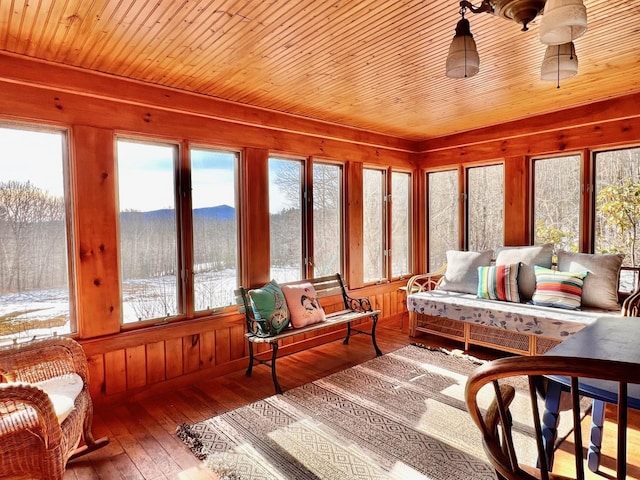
236, 273, 382, 394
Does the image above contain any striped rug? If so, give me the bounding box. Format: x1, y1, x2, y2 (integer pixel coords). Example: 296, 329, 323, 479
177, 344, 576, 480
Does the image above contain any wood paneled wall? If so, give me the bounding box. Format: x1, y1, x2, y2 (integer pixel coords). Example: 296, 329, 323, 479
1, 53, 639, 403
0, 53, 412, 404
417, 92, 640, 248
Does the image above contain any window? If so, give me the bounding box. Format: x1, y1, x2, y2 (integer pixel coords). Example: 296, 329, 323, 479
312, 162, 343, 277
191, 148, 239, 311
466, 164, 504, 251
363, 168, 412, 282
117, 140, 178, 323
533, 155, 581, 252
594, 147, 640, 290
269, 157, 304, 282
363, 168, 385, 282
268, 157, 344, 282
427, 170, 459, 270
391, 171, 411, 278
117, 141, 241, 324
0, 125, 73, 342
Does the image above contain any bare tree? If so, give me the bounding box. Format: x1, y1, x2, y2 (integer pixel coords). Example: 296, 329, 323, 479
0, 181, 66, 292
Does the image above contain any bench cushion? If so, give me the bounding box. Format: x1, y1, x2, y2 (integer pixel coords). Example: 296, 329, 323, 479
281, 282, 326, 328
248, 280, 290, 335
407, 290, 620, 340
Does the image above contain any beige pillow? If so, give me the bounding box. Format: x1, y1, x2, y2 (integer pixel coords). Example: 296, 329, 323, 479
280, 282, 326, 328
438, 250, 493, 294
495, 244, 554, 302
557, 251, 624, 311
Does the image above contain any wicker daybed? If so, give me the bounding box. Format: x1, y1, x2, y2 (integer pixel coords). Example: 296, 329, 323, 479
406, 246, 640, 356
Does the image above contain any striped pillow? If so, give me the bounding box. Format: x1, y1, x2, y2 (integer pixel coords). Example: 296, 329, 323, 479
531, 266, 587, 310
477, 263, 520, 302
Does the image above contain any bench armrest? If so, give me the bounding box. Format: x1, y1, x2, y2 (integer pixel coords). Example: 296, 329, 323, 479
343, 294, 375, 313
406, 265, 447, 294
236, 287, 279, 337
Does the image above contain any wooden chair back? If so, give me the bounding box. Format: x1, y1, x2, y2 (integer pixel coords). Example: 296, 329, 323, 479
465, 355, 640, 480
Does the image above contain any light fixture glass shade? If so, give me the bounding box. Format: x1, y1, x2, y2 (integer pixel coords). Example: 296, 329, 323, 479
539, 0, 587, 45
446, 18, 480, 79
540, 42, 578, 82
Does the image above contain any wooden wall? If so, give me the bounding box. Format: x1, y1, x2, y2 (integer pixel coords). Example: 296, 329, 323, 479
416, 92, 640, 249
0, 53, 412, 404
2, 52, 640, 404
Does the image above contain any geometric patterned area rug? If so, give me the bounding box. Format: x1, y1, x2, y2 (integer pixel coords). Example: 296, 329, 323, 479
177, 344, 579, 480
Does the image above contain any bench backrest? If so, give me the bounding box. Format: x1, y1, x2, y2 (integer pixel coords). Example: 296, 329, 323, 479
234, 273, 350, 336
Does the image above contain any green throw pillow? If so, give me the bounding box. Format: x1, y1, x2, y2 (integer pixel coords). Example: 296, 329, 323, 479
248, 280, 290, 335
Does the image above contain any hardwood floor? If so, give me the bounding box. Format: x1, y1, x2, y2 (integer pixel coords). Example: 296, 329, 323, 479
64, 318, 640, 479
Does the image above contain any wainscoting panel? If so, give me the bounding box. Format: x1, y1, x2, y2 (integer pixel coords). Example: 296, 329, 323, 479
83, 282, 407, 403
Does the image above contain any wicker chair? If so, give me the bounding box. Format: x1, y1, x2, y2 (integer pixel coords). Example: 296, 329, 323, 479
0, 336, 109, 479
465, 355, 639, 480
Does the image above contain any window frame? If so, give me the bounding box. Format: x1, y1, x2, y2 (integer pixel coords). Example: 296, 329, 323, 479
116, 136, 245, 329
268, 153, 346, 282
591, 144, 640, 266
0, 122, 77, 341
309, 157, 345, 279
187, 144, 242, 317
425, 166, 462, 271
530, 152, 584, 252
362, 166, 388, 284
464, 161, 505, 252
390, 169, 413, 280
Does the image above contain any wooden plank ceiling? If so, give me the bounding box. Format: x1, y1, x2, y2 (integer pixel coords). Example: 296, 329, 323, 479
0, 0, 638, 141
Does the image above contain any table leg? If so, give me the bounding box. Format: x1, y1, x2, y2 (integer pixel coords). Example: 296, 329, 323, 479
587, 399, 606, 472
541, 379, 563, 469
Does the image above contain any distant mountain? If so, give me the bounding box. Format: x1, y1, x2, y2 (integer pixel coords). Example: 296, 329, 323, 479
120, 205, 235, 222
193, 205, 235, 221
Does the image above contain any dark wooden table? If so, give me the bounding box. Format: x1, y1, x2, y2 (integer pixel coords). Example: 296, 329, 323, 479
542, 315, 640, 473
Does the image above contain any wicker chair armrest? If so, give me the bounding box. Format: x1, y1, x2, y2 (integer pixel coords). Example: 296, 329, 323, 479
406, 265, 447, 293
0, 382, 63, 445
0, 337, 89, 384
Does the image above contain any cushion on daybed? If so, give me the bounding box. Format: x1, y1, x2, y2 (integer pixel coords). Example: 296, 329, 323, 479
406, 289, 613, 340
557, 251, 624, 311
438, 250, 493, 294
495, 244, 554, 301
531, 266, 587, 310
477, 263, 520, 302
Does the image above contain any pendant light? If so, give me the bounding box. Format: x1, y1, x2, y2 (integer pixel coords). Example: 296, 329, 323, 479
445, 9, 480, 79
540, 42, 578, 88
539, 0, 587, 45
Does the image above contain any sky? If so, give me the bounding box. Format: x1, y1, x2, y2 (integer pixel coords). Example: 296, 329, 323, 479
0, 127, 65, 196
1, 128, 288, 213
